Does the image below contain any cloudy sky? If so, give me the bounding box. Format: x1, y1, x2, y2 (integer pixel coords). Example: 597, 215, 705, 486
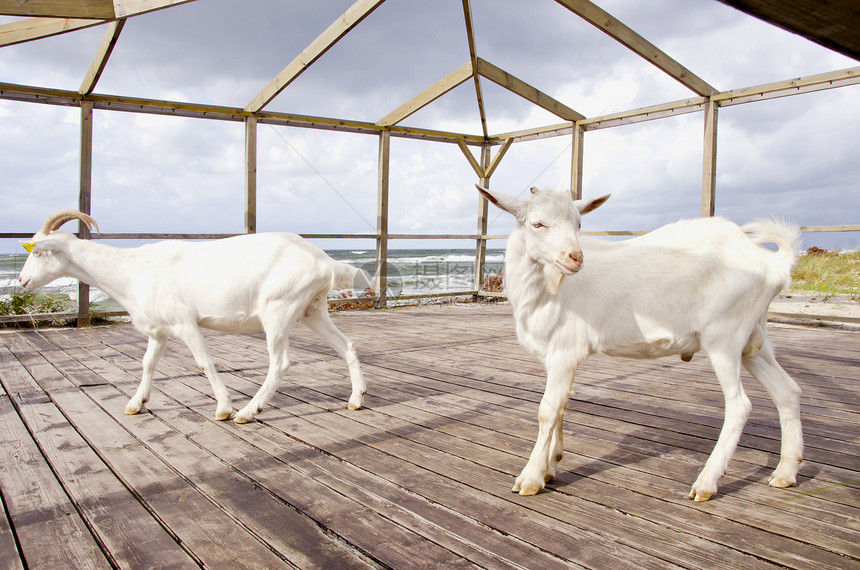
1, 0, 858, 253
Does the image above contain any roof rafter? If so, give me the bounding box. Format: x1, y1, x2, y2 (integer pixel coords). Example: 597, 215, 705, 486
245, 0, 386, 113
462, 0, 488, 138
377, 62, 474, 127
0, 0, 194, 47
554, 0, 718, 96
0, 0, 193, 19
475, 57, 585, 121
0, 16, 101, 47
80, 18, 124, 95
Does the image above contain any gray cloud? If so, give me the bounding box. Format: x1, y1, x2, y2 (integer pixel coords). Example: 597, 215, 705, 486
1, 0, 858, 253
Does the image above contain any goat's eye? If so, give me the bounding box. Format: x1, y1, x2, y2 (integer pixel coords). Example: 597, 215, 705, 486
531, 222, 546, 229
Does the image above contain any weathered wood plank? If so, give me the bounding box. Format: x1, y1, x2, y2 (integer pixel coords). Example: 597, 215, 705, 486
0, 396, 111, 569
0, 305, 856, 568
61, 384, 376, 569
14, 392, 197, 568
45, 388, 296, 568
0, 470, 26, 570
140, 380, 572, 570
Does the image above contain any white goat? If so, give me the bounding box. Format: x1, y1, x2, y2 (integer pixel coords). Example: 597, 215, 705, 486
478, 185, 803, 502
19, 210, 368, 423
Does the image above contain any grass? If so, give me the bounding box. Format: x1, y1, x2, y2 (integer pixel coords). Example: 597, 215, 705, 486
790, 248, 860, 298
0, 290, 78, 327
0, 290, 75, 316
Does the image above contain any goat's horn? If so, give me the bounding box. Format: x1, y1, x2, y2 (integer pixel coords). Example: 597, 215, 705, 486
39, 209, 100, 235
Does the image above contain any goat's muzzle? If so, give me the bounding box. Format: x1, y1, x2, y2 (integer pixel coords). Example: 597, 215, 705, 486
554, 249, 583, 274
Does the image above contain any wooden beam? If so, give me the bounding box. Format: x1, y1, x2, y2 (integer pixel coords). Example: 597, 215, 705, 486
245, 0, 385, 113
473, 144, 491, 293
0, 0, 117, 18
554, 0, 717, 97
714, 66, 860, 106
0, 17, 101, 47
377, 62, 473, 127
483, 137, 512, 179
244, 116, 257, 234
78, 100, 94, 327
462, 0, 488, 138
570, 123, 584, 200
491, 94, 711, 142
701, 99, 718, 217
79, 19, 124, 95
0, 1, 194, 46
458, 136, 512, 179
0, 82, 488, 146
0, 0, 195, 19
457, 139, 485, 178
375, 129, 390, 309
475, 58, 585, 121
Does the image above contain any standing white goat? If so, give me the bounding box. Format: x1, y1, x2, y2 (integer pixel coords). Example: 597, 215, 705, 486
19, 210, 367, 423
478, 185, 803, 502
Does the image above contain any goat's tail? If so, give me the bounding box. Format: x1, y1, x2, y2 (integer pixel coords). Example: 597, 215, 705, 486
743, 218, 801, 289
330, 260, 372, 291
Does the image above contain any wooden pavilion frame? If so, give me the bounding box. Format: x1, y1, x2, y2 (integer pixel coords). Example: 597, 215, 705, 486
1, 0, 859, 324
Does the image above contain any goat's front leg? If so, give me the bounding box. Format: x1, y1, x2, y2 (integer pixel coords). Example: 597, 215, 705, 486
689, 349, 751, 502
125, 333, 166, 415
175, 324, 232, 421
514, 355, 579, 496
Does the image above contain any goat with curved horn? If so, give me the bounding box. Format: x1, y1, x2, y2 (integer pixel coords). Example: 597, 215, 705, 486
17, 209, 369, 423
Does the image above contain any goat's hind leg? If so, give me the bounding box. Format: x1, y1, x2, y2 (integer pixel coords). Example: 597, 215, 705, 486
300, 301, 366, 410
743, 339, 803, 489
235, 308, 299, 424
125, 333, 166, 415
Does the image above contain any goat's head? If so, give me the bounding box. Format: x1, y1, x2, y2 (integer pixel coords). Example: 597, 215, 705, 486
477, 185, 609, 294
18, 210, 99, 290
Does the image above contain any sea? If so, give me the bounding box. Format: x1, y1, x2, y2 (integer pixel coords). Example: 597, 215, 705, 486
0, 249, 506, 312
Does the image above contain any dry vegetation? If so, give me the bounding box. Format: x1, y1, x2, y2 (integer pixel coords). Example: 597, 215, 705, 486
791, 248, 860, 297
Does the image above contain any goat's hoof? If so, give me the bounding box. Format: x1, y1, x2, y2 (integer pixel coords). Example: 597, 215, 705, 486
124, 403, 142, 415
512, 475, 544, 496
347, 395, 364, 411
517, 484, 543, 496
767, 475, 796, 488
233, 413, 253, 424
214, 411, 232, 421
688, 487, 716, 502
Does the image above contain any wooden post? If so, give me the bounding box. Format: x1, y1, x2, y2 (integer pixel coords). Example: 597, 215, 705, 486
244, 116, 257, 234
473, 143, 491, 294
701, 99, 718, 217
570, 122, 584, 200
77, 100, 93, 327
375, 128, 390, 309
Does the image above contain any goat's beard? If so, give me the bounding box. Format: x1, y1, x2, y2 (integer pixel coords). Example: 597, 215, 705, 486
542, 263, 566, 295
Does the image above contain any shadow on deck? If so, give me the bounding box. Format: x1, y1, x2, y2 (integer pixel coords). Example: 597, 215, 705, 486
0, 303, 857, 569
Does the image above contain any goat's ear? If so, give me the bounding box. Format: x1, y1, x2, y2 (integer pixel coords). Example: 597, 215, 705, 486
31, 238, 63, 254
476, 185, 525, 219
576, 193, 610, 215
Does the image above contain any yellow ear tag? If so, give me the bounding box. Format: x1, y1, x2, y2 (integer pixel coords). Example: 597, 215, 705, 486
22, 242, 35, 253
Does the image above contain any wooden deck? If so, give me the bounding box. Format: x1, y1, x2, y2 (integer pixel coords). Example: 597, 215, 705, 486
0, 303, 857, 569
